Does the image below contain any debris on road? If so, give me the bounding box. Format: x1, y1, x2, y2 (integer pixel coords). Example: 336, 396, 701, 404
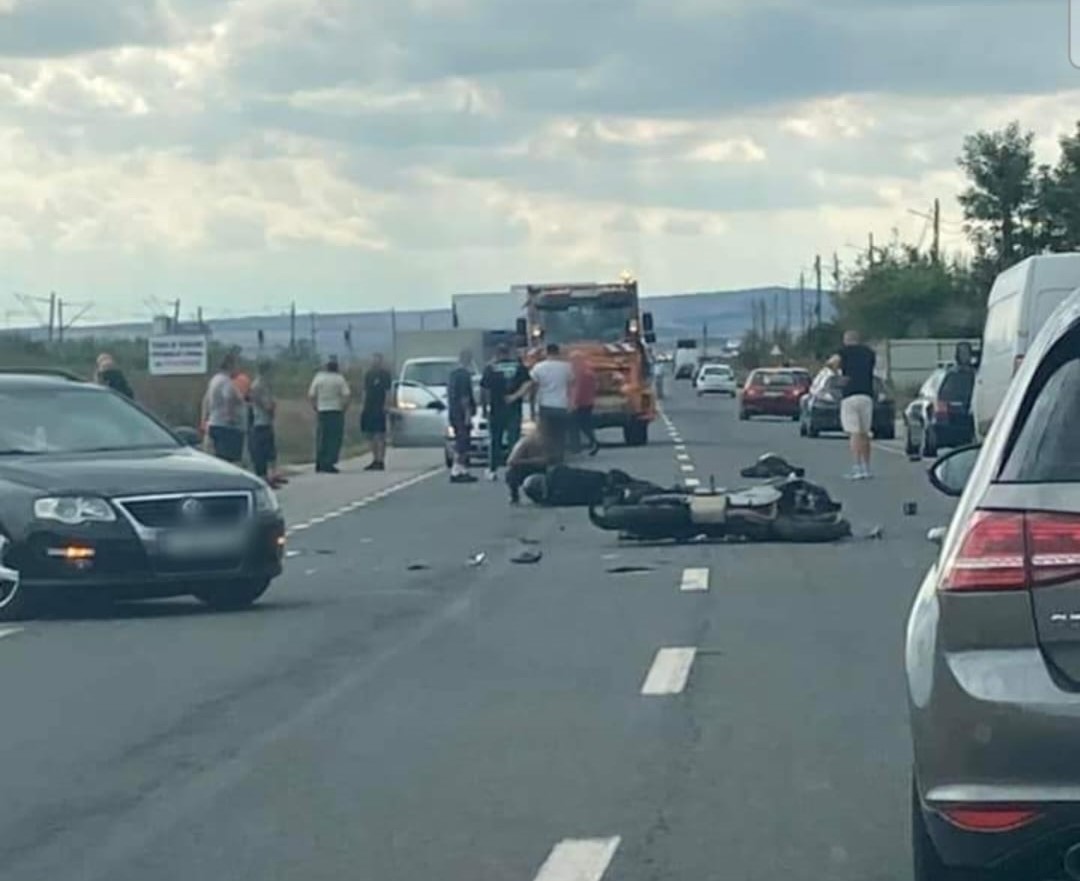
406, 562, 430, 571
518, 537, 542, 545
903, 502, 919, 516
864, 525, 885, 540
740, 453, 806, 479
467, 552, 487, 567
606, 565, 655, 575
511, 549, 543, 565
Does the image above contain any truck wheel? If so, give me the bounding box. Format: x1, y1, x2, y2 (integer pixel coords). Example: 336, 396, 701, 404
624, 421, 649, 447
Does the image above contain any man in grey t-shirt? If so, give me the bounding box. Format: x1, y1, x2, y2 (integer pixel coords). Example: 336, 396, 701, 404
203, 351, 246, 464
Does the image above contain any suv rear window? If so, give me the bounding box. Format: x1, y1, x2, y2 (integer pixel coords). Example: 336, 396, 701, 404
1000, 343, 1080, 482
751, 372, 795, 387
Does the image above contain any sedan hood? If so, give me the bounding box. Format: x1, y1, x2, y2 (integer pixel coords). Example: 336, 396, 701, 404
0, 447, 261, 497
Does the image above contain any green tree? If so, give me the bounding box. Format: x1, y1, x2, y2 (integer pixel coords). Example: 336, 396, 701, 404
957, 122, 1042, 274
1041, 122, 1080, 251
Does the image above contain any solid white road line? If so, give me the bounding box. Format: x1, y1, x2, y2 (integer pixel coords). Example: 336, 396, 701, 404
533, 837, 621, 881
0, 627, 23, 640
641, 647, 697, 695
680, 567, 710, 593
873, 441, 907, 458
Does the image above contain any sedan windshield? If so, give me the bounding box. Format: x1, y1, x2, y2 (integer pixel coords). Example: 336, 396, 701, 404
0, 387, 180, 455
402, 361, 458, 388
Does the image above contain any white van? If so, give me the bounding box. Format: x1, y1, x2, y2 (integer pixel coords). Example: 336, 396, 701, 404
972, 254, 1080, 438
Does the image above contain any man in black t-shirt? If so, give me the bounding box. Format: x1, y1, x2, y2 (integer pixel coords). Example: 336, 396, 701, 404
828, 330, 877, 480
481, 343, 531, 479
361, 353, 393, 472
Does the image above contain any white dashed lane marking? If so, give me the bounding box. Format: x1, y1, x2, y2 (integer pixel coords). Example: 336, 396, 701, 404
685, 478, 701, 489
284, 468, 440, 537
680, 464, 695, 473
533, 837, 621, 881
680, 568, 710, 593
641, 647, 697, 696
676, 453, 691, 462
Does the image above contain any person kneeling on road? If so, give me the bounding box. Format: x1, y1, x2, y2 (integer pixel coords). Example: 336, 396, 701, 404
506, 431, 550, 504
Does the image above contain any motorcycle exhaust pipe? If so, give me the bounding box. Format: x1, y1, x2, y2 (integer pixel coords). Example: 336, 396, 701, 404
1063, 843, 1080, 880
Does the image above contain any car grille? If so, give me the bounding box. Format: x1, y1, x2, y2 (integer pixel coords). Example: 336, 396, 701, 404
117, 493, 251, 529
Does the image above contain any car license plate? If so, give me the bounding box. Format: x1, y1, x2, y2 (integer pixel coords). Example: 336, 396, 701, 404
162, 529, 244, 556
764, 391, 783, 398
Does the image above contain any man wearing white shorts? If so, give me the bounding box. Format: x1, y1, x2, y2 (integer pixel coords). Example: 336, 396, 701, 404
828, 330, 877, 480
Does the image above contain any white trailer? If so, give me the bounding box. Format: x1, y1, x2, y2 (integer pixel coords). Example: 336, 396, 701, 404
452, 291, 525, 331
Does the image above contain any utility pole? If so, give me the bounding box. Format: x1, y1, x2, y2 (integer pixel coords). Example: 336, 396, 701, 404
833, 252, 841, 295
702, 321, 709, 355
785, 287, 792, 335
57, 298, 62, 343
309, 312, 317, 351
772, 291, 779, 338
47, 292, 56, 342
799, 271, 806, 336
932, 198, 941, 264
288, 301, 297, 353
868, 233, 876, 265
56, 297, 93, 343
814, 255, 823, 330
172, 299, 181, 331
196, 306, 203, 328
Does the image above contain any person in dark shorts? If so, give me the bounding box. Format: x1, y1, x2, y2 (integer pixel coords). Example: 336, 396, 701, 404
248, 360, 280, 483
202, 350, 246, 464
447, 349, 478, 484
481, 343, 531, 480
361, 352, 393, 471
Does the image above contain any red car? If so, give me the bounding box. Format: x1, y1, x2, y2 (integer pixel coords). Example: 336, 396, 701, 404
739, 368, 807, 421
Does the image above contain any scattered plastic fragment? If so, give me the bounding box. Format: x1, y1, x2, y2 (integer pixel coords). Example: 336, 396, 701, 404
511, 549, 543, 564
865, 525, 885, 540
467, 552, 487, 567
606, 565, 655, 574
903, 502, 918, 516
407, 562, 430, 571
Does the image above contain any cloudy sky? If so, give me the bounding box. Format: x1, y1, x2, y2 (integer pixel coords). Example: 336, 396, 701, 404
0, 0, 1078, 322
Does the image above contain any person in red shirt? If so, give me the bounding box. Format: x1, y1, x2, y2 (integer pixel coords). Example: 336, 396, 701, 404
570, 353, 600, 456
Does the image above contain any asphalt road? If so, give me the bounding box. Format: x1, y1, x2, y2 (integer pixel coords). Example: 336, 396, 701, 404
0, 382, 957, 881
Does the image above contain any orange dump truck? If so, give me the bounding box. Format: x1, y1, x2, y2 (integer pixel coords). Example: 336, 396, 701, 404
513, 279, 657, 446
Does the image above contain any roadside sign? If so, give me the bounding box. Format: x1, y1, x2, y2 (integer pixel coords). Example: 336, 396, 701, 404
148, 334, 208, 376
770, 344, 783, 357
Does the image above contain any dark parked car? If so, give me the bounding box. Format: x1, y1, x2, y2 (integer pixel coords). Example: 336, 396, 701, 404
909, 290, 1080, 880
799, 367, 896, 439
0, 372, 285, 620
903, 365, 976, 458
738, 369, 805, 421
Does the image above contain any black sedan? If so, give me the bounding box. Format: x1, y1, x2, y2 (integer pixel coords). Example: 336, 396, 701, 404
799, 368, 896, 439
902, 365, 975, 458
0, 372, 285, 620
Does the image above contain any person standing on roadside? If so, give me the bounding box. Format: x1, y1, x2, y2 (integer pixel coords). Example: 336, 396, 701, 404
827, 330, 877, 480
447, 349, 478, 483
248, 359, 284, 486
521, 343, 573, 461
570, 352, 600, 456
361, 352, 393, 472
202, 350, 246, 464
481, 343, 531, 480
308, 355, 351, 474
95, 353, 135, 399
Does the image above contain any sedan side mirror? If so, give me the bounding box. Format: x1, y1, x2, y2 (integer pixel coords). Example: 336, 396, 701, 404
426, 399, 447, 411
928, 444, 981, 498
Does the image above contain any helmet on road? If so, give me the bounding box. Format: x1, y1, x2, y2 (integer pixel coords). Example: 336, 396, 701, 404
522, 473, 548, 505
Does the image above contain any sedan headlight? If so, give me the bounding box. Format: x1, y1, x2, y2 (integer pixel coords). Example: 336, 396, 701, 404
34, 496, 116, 525
254, 485, 280, 513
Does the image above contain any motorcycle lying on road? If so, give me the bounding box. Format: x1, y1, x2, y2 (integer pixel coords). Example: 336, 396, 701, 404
588, 476, 852, 544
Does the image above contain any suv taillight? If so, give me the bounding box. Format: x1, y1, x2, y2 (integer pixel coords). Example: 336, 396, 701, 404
934, 400, 950, 418
941, 511, 1080, 592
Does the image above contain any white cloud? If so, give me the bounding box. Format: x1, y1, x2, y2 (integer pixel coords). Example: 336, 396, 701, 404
0, 0, 1077, 318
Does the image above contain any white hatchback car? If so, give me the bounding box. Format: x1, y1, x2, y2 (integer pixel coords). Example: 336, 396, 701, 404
695, 363, 737, 397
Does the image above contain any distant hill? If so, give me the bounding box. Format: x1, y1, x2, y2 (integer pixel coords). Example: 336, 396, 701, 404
5, 287, 836, 357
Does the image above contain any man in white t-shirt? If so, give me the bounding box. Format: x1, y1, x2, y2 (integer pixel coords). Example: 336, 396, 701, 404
519, 343, 573, 459
308, 355, 351, 474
